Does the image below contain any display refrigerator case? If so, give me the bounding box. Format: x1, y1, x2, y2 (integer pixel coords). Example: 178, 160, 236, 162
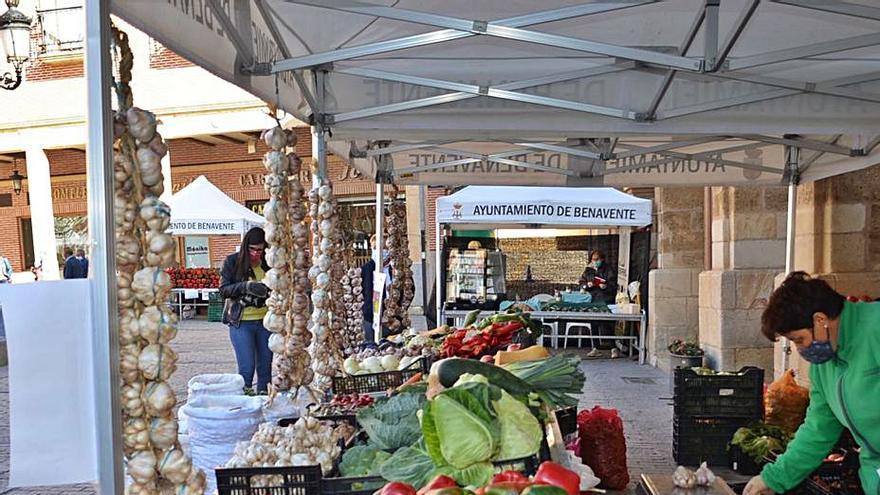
444, 248, 506, 310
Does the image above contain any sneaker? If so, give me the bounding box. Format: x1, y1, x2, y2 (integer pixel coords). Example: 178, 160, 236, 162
611, 348, 621, 359
587, 348, 601, 358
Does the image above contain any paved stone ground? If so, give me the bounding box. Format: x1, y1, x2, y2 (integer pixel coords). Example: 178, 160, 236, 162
0, 321, 677, 494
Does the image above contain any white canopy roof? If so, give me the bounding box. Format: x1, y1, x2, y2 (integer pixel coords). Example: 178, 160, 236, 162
437, 186, 652, 228
166, 176, 265, 235
111, 0, 880, 187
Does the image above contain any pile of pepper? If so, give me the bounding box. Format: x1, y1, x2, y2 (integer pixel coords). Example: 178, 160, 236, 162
440, 311, 541, 360
376, 462, 580, 495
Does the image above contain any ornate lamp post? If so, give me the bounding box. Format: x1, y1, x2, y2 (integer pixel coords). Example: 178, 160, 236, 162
9, 168, 23, 195
1, 0, 33, 91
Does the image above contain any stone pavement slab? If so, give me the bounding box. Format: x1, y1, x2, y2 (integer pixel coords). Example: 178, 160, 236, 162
0, 322, 677, 494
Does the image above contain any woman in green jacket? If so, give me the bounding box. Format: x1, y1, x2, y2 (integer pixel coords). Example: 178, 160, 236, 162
745, 272, 880, 495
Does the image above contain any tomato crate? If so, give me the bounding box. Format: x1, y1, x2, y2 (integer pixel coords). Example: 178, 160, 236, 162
673, 416, 753, 466
673, 367, 765, 419
215, 465, 321, 495
331, 357, 428, 395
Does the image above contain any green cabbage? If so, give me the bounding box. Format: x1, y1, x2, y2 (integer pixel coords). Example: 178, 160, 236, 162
435, 462, 496, 487
422, 380, 501, 469
357, 390, 426, 451
339, 445, 392, 477
493, 390, 543, 461
379, 445, 437, 488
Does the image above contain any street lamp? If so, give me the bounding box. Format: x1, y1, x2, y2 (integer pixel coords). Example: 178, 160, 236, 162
0, 0, 33, 91
9, 169, 23, 195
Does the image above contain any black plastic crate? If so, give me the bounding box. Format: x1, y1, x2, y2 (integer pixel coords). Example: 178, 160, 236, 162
673, 416, 753, 466
674, 367, 765, 419
331, 356, 428, 395
728, 444, 763, 475
278, 414, 359, 429
321, 475, 385, 495
216, 465, 321, 495
554, 406, 578, 437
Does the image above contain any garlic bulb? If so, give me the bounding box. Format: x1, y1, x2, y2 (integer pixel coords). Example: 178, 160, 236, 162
132, 267, 172, 306
138, 306, 178, 344
122, 381, 145, 417
149, 414, 179, 451
695, 462, 716, 486
128, 449, 158, 483
672, 466, 697, 489
268, 333, 285, 353
158, 448, 192, 484
143, 381, 176, 416
126, 107, 157, 142
123, 418, 150, 453
138, 344, 178, 381
261, 126, 288, 150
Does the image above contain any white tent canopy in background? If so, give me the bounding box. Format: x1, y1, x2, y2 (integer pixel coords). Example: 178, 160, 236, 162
167, 176, 265, 235
437, 186, 652, 228
111, 0, 880, 186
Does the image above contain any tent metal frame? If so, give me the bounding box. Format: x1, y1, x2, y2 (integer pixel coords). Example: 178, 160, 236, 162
79, 1, 880, 491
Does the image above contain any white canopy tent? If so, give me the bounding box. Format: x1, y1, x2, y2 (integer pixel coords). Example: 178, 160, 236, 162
166, 175, 265, 236
76, 1, 880, 490
435, 186, 653, 318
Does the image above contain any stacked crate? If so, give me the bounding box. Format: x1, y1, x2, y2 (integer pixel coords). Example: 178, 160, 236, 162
673, 366, 765, 465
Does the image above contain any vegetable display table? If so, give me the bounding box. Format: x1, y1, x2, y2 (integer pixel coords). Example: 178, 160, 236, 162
168, 288, 219, 318
443, 308, 648, 364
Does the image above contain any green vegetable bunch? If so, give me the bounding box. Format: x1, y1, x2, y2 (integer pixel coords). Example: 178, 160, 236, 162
668, 339, 704, 356
729, 422, 792, 463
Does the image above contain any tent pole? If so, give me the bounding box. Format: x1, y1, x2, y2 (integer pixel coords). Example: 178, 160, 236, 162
373, 180, 384, 343
418, 185, 429, 325
781, 143, 800, 374
85, 0, 123, 492
436, 216, 442, 327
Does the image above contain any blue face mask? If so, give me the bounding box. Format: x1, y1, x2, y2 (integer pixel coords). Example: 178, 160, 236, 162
592, 260, 603, 268
798, 327, 836, 364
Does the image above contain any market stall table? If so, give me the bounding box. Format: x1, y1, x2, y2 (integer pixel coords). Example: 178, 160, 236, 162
168, 288, 219, 318
444, 307, 647, 364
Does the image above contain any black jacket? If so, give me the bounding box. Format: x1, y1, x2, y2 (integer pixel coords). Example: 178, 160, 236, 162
219, 252, 270, 326
578, 264, 617, 304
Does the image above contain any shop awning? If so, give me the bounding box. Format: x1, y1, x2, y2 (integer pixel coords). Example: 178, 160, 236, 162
166, 175, 265, 235
110, 0, 880, 187
437, 186, 652, 228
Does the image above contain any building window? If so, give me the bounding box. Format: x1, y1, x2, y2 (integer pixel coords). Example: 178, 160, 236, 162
0, 193, 11, 207
34, 1, 84, 58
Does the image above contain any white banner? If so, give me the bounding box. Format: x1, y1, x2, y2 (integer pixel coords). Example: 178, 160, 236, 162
169, 219, 243, 236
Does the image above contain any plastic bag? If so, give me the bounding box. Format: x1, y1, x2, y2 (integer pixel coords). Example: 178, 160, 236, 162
765, 369, 809, 434
262, 388, 315, 423
182, 395, 264, 494
187, 373, 245, 400
578, 406, 630, 490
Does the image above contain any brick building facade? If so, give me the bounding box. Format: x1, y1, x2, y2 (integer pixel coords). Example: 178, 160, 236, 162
0, 126, 381, 271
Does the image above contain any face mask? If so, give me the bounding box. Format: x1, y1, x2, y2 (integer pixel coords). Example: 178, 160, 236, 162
798, 326, 836, 364
592, 260, 603, 268
248, 247, 263, 264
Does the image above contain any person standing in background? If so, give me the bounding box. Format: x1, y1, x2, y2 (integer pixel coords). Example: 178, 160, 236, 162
61, 247, 74, 278
578, 249, 618, 353
219, 227, 272, 394
63, 248, 89, 279
361, 234, 394, 343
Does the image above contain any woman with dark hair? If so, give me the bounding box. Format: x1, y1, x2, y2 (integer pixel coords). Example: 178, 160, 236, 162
744, 272, 879, 495
578, 249, 617, 351
219, 227, 272, 393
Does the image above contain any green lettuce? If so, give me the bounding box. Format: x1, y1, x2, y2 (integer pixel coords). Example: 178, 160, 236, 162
493, 390, 543, 461
357, 390, 426, 451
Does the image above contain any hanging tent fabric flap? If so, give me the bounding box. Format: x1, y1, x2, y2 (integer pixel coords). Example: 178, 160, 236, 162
436, 186, 652, 227
166, 176, 265, 235
110, 1, 880, 187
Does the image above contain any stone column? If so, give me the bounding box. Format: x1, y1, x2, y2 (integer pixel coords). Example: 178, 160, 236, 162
776, 165, 880, 383
648, 187, 704, 371
24, 146, 60, 280
699, 187, 788, 375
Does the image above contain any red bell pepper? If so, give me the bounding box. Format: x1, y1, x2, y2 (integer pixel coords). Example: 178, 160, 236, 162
534, 462, 580, 495
417, 474, 458, 495
492, 471, 529, 484
381, 482, 418, 495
